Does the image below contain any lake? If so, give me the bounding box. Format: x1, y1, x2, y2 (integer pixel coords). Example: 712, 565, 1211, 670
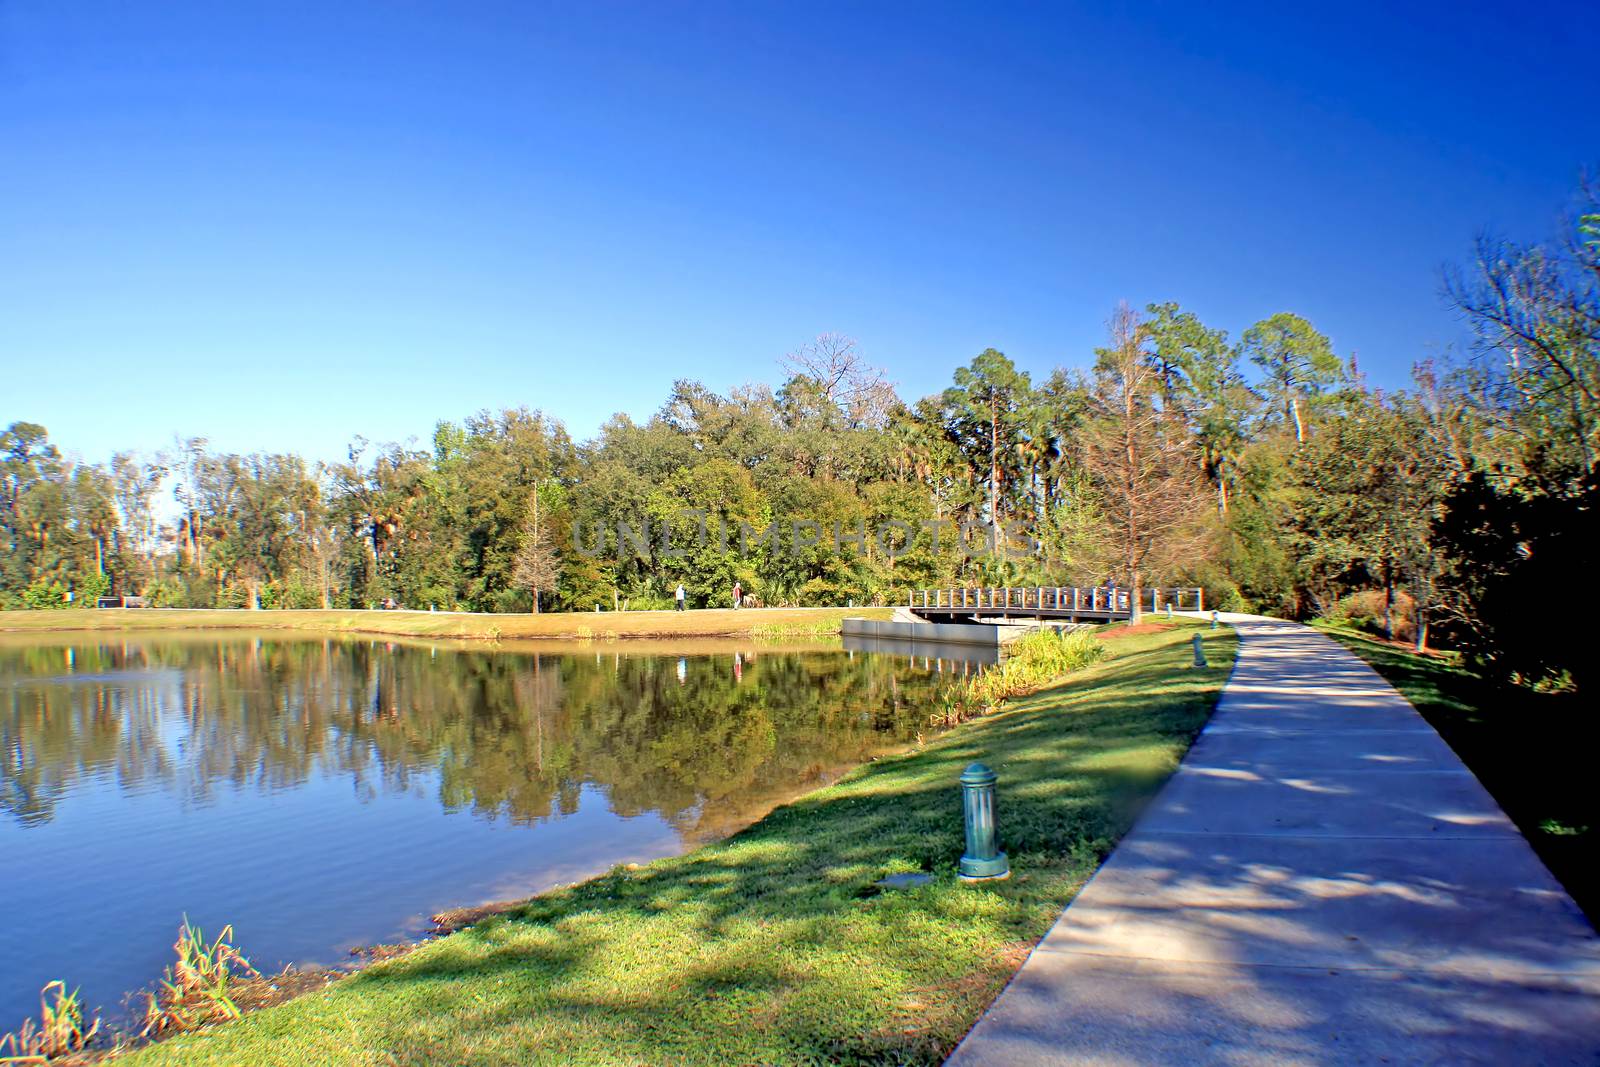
0, 632, 982, 1031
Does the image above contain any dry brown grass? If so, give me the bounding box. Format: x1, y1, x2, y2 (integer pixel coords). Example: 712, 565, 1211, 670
0, 980, 100, 1063
1097, 621, 1176, 639
0, 606, 891, 641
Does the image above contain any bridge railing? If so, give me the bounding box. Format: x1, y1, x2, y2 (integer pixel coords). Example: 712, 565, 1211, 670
910, 585, 1204, 615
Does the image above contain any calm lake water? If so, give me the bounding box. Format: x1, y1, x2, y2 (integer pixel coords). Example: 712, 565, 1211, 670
0, 633, 981, 1030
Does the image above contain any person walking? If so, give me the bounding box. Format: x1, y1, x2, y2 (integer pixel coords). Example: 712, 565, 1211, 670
675, 583, 686, 611
732, 580, 743, 610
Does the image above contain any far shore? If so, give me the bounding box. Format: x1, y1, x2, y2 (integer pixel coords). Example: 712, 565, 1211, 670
0, 605, 895, 641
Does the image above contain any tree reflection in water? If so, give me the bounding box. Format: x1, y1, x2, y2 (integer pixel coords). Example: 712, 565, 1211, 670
1, 636, 953, 840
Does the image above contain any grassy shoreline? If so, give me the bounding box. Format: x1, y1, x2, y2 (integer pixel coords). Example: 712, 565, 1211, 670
0, 606, 893, 642
105, 620, 1235, 1066
1316, 624, 1597, 921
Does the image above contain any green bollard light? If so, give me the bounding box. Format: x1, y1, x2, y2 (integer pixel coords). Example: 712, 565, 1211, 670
958, 763, 1010, 881
1210, 610, 1219, 629
1192, 633, 1209, 668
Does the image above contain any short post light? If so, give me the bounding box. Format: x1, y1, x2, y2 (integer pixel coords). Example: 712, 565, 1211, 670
1210, 610, 1219, 629
1165, 602, 1173, 619
958, 762, 1010, 881
1192, 633, 1209, 669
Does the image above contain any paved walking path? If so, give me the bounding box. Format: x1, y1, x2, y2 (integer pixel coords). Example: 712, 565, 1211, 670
947, 615, 1600, 1066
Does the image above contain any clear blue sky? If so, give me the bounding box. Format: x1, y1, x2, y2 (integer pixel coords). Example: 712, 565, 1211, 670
3, 1, 1597, 465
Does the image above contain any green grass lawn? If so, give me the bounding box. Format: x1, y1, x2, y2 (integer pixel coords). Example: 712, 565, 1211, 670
1317, 625, 1598, 921
120, 621, 1236, 1067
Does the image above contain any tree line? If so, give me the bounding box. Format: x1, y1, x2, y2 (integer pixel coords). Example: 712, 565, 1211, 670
5, 184, 1596, 689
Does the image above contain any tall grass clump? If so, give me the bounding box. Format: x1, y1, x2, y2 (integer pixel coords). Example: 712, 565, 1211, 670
941, 627, 1105, 723
751, 620, 842, 639
1007, 627, 1105, 677
140, 919, 258, 1039
0, 980, 100, 1063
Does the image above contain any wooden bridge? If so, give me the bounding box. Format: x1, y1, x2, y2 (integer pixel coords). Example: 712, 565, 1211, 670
909, 585, 1204, 624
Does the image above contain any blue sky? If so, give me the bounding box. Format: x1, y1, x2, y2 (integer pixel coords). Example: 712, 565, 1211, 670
3, 1, 1597, 465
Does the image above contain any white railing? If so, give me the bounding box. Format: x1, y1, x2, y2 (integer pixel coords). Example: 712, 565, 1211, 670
911, 585, 1204, 616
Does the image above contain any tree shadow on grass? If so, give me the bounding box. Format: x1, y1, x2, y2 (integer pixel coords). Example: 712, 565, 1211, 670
132, 627, 1239, 1067
943, 620, 1600, 1065
1321, 626, 1600, 923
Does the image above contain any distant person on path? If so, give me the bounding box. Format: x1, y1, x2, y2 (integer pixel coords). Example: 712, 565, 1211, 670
732, 580, 743, 610
675, 583, 686, 611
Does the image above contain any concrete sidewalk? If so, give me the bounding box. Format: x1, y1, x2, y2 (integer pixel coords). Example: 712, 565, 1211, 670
947, 615, 1600, 1066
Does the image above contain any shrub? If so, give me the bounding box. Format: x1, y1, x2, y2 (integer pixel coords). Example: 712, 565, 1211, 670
267, 578, 325, 610
1327, 588, 1416, 641
77, 572, 111, 604
20, 580, 71, 610
142, 577, 188, 608
1434, 467, 1597, 691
